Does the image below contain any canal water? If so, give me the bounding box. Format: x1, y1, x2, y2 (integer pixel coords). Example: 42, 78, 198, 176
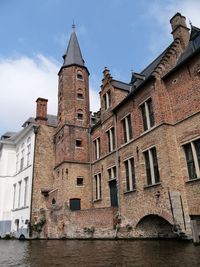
0, 239, 200, 267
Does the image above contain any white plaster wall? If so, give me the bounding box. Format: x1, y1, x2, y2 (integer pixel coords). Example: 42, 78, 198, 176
11, 130, 35, 236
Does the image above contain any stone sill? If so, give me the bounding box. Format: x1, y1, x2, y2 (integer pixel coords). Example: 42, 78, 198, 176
93, 199, 102, 203
185, 178, 200, 184
12, 206, 29, 211
15, 164, 31, 176
124, 189, 136, 195
108, 178, 116, 183
144, 182, 161, 189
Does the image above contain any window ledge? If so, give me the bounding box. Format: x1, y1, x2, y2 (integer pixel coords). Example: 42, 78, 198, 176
144, 182, 161, 189
185, 178, 200, 184
124, 189, 136, 195
93, 198, 102, 203
140, 125, 156, 136
108, 178, 116, 182
12, 206, 29, 211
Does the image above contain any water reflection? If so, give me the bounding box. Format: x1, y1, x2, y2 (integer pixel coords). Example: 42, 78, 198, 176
0, 239, 200, 267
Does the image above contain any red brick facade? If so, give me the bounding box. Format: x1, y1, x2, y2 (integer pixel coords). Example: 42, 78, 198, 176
31, 13, 200, 241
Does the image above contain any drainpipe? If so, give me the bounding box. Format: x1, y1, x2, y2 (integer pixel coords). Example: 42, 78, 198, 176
29, 125, 38, 238
89, 128, 93, 207
114, 113, 121, 215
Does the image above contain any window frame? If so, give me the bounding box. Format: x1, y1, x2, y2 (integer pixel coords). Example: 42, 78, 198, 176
94, 173, 102, 200
107, 127, 115, 152
183, 138, 200, 180
143, 146, 160, 186
121, 114, 133, 143
124, 157, 136, 192
140, 97, 155, 132
94, 137, 100, 160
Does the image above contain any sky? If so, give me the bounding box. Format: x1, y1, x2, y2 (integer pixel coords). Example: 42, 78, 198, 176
0, 0, 200, 136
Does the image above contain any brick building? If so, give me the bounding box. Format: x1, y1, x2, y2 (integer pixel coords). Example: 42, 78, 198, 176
3, 12, 199, 241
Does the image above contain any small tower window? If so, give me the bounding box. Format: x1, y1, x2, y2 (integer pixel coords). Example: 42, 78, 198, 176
77, 113, 83, 120
77, 88, 84, 100
52, 198, 56, 205
77, 177, 84, 186
76, 139, 82, 147
77, 109, 83, 120
77, 93, 84, 99
77, 71, 83, 80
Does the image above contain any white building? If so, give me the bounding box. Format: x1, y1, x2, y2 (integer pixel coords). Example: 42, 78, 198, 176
0, 121, 37, 238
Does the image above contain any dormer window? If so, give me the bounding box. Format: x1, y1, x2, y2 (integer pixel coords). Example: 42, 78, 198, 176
104, 91, 111, 110
77, 70, 83, 80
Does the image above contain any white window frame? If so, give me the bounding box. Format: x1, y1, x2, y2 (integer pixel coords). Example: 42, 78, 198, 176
140, 97, 154, 131
108, 166, 116, 180
13, 184, 16, 209
94, 137, 100, 160
124, 157, 135, 191
122, 114, 132, 143
24, 177, 28, 207
94, 173, 101, 200
18, 181, 22, 208
107, 127, 115, 152
143, 146, 160, 186
183, 139, 200, 180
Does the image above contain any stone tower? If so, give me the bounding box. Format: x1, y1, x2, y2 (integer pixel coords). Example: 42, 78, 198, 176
54, 26, 91, 210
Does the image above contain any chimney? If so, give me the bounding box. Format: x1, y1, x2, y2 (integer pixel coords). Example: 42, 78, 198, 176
170, 12, 190, 49
35, 97, 48, 125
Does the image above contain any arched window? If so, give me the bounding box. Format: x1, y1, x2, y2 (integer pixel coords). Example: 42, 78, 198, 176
52, 198, 56, 205
77, 109, 83, 120
77, 70, 83, 80
77, 88, 84, 99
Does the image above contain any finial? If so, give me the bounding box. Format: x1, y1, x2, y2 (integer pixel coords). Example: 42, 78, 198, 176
72, 20, 76, 31
189, 19, 193, 28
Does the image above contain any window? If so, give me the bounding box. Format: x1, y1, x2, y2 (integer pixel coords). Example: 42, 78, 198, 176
77, 71, 83, 80
70, 198, 81, 211
124, 158, 136, 191
27, 144, 31, 166
77, 112, 83, 120
104, 91, 111, 110
94, 173, 101, 200
107, 127, 115, 152
24, 177, 28, 207
108, 166, 116, 180
77, 177, 84, 186
18, 181, 22, 208
16, 154, 19, 173
20, 149, 24, 171
122, 114, 132, 143
144, 147, 160, 186
13, 184, 16, 209
184, 139, 200, 180
94, 137, 100, 160
77, 93, 84, 99
76, 139, 82, 147
141, 98, 154, 131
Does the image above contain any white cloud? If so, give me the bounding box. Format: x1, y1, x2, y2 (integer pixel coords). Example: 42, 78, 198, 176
0, 54, 100, 136
146, 0, 200, 56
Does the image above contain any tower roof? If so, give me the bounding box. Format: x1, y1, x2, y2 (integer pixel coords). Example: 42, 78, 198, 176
62, 29, 85, 67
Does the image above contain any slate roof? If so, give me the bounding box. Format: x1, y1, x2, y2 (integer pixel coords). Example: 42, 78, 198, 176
112, 80, 131, 92
0, 132, 16, 140
63, 30, 85, 67
113, 24, 200, 111
22, 115, 57, 128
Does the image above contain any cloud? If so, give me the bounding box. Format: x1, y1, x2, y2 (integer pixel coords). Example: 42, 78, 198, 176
0, 54, 100, 136
146, 0, 200, 56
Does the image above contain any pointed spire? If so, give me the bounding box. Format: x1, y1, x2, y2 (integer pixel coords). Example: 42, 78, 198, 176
62, 27, 85, 67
